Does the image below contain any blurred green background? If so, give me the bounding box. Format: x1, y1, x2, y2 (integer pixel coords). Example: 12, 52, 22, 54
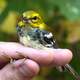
0, 0, 80, 80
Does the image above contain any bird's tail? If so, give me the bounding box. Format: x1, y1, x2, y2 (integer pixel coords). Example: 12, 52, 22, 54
64, 64, 80, 80
57, 64, 80, 80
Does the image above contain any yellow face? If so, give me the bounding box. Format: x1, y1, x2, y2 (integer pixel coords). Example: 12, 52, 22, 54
22, 11, 46, 29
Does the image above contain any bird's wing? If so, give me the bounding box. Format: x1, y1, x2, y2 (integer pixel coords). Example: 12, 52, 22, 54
38, 29, 58, 48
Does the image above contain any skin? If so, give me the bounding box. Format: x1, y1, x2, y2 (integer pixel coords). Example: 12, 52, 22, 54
0, 42, 72, 80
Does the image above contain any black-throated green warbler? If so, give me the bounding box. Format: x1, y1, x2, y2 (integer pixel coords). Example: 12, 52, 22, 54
16, 10, 80, 80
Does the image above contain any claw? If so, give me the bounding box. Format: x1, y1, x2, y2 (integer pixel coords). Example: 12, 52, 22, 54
16, 51, 27, 63
2, 52, 14, 63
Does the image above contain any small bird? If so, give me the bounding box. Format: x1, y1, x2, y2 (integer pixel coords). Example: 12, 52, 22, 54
16, 10, 80, 80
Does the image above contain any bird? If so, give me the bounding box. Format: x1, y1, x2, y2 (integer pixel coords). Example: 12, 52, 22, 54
16, 10, 80, 80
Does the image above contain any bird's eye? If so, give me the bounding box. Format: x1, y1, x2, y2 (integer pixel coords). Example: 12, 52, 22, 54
32, 16, 37, 20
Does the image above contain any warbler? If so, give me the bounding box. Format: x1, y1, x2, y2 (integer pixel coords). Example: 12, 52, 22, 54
16, 10, 80, 80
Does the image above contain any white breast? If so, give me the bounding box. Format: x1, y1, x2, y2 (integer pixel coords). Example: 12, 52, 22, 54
20, 36, 48, 50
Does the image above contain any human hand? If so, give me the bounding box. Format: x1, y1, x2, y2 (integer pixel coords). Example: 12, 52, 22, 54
0, 42, 72, 80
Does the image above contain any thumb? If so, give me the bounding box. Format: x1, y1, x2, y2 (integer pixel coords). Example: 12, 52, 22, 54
0, 59, 39, 80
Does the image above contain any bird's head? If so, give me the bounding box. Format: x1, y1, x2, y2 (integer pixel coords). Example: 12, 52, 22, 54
21, 10, 46, 29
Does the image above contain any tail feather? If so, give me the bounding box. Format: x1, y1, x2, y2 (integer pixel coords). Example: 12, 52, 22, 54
64, 64, 80, 80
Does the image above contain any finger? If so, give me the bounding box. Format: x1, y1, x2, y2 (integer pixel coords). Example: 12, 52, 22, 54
19, 47, 73, 66
0, 42, 26, 63
0, 59, 39, 80
0, 42, 72, 66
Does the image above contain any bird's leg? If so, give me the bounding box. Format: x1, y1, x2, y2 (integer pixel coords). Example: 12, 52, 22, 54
15, 51, 27, 64
2, 51, 27, 64
2, 52, 14, 63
